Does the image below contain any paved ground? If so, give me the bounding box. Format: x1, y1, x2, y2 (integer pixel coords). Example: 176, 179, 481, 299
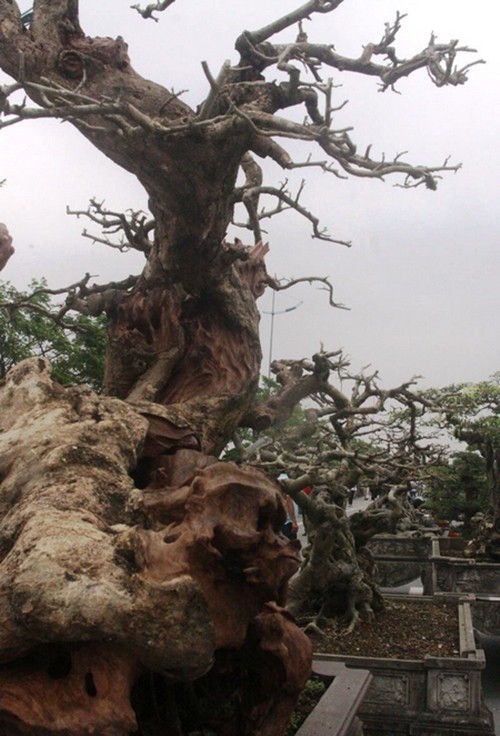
346, 493, 372, 516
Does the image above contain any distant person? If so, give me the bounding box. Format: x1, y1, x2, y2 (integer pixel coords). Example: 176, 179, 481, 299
278, 473, 299, 540
408, 481, 418, 502
348, 485, 357, 506
282, 496, 299, 540
300, 485, 313, 536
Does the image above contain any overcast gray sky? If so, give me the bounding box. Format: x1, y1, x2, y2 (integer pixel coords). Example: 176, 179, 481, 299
1, 0, 499, 390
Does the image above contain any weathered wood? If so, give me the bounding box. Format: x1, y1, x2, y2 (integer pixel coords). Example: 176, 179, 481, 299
0, 223, 14, 271
0, 358, 312, 734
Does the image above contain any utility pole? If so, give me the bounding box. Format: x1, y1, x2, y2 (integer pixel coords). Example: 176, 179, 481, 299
263, 291, 303, 378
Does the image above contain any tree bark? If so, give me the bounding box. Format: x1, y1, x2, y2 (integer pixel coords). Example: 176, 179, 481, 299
0, 0, 261, 451
0, 224, 14, 272
0, 7, 312, 729
0, 358, 311, 734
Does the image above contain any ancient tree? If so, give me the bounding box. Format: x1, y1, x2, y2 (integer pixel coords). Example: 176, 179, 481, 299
0, 2, 479, 734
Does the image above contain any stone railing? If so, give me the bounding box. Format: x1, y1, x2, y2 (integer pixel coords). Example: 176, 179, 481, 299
431, 538, 500, 596
366, 535, 433, 592
296, 660, 372, 736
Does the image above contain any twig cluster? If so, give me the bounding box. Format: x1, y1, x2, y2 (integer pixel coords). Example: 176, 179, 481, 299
67, 199, 154, 255
238, 349, 446, 494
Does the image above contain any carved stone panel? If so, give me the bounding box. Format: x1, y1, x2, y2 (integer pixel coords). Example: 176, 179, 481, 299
366, 673, 409, 706
434, 672, 470, 712
368, 536, 431, 559
439, 673, 471, 711
456, 569, 500, 595
435, 562, 500, 595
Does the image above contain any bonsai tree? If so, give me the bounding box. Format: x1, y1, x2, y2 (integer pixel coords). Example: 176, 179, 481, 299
235, 350, 443, 631
0, 2, 479, 734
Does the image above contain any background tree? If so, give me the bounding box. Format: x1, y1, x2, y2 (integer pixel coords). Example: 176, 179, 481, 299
0, 2, 479, 734
426, 451, 488, 531
0, 278, 106, 388
426, 376, 500, 559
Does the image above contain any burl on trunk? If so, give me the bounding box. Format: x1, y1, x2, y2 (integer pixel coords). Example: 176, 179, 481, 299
0, 358, 311, 735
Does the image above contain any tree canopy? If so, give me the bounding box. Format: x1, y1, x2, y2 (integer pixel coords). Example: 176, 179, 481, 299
426, 450, 488, 527
0, 278, 106, 388
425, 376, 500, 557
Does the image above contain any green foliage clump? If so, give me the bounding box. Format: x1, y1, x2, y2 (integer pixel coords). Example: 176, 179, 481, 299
426, 451, 488, 527
425, 376, 500, 526
0, 279, 106, 390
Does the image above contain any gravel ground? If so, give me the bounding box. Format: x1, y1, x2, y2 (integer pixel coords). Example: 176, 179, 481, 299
309, 599, 460, 659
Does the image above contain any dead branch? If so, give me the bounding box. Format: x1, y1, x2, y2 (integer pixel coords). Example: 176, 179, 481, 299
272, 276, 348, 309
242, 350, 343, 430
0, 29, 472, 198
1, 4, 477, 196
233, 178, 351, 245
240, 1, 345, 48
240, 349, 444, 495
67, 199, 154, 255
247, 109, 461, 189
131, 0, 177, 21
237, 12, 484, 92
198, 60, 232, 121
0, 273, 139, 327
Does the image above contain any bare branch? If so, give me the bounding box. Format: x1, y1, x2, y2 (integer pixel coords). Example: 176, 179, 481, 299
241, 350, 445, 496
0, 270, 140, 328
237, 11, 484, 93
238, 0, 345, 47
131, 0, 177, 21
67, 199, 154, 255
0, 36, 468, 195
233, 165, 351, 245
62, 275, 139, 318
198, 60, 232, 121
246, 109, 461, 189
273, 276, 348, 309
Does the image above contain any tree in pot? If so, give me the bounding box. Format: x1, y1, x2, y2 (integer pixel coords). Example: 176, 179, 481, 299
0, 2, 479, 734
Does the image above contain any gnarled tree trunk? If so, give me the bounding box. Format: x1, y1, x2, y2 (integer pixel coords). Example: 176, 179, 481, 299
0, 357, 311, 735
0, 6, 313, 733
